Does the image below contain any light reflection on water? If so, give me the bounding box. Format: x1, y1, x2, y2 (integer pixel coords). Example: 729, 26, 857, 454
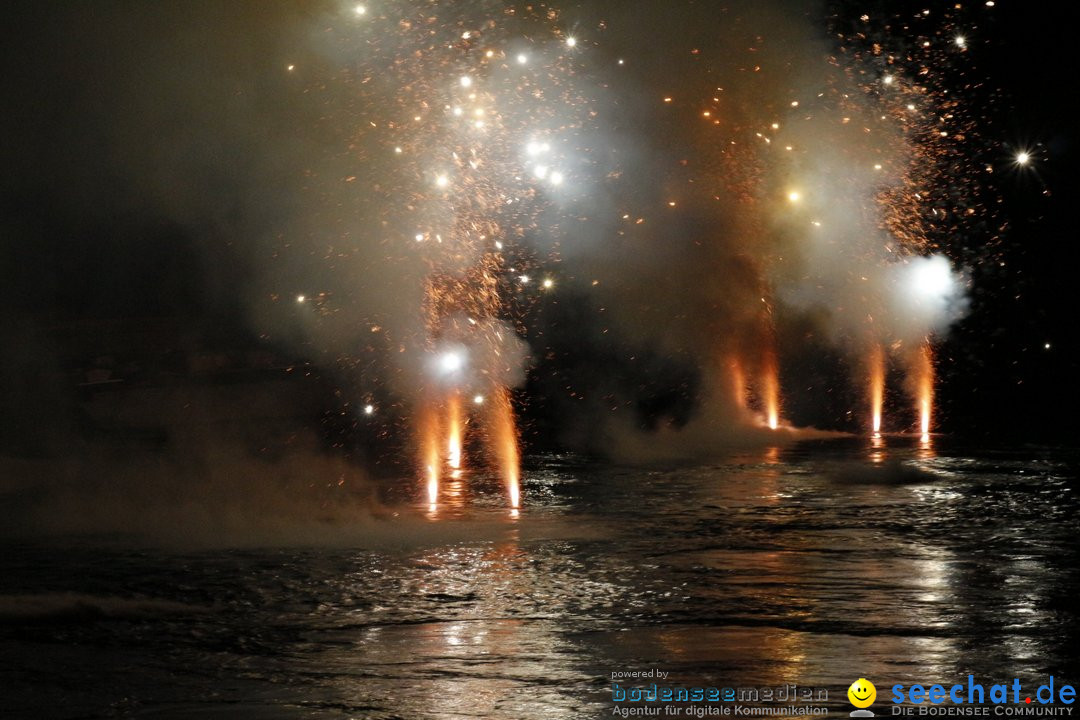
2, 438, 1078, 718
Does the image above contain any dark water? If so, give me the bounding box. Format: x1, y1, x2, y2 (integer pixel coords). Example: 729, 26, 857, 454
3, 438, 1079, 718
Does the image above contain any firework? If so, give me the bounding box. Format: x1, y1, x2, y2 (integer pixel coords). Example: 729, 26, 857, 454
913, 341, 935, 440
869, 344, 886, 435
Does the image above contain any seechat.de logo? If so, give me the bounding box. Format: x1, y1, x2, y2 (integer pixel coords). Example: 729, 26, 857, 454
850, 678, 878, 718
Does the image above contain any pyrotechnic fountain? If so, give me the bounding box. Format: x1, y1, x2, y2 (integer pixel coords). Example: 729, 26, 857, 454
420, 402, 442, 509
489, 386, 521, 511
913, 341, 935, 441
761, 346, 781, 430
728, 356, 747, 411
868, 344, 886, 435
300, 0, 982, 480
321, 6, 593, 512
446, 391, 463, 474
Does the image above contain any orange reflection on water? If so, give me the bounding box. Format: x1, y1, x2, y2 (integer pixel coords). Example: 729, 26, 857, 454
870, 432, 886, 464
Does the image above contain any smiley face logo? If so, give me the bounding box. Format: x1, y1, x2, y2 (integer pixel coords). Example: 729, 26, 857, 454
848, 678, 877, 708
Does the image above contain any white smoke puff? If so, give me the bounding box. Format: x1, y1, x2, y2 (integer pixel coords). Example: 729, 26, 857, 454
888, 254, 970, 340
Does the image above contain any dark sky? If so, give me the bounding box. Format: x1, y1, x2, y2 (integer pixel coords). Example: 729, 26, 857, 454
1, 0, 1078, 445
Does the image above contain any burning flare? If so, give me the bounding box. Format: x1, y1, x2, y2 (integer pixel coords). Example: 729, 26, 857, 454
761, 347, 781, 430
914, 341, 934, 439
869, 344, 885, 434
490, 386, 521, 509
729, 355, 747, 410
419, 403, 442, 507
447, 392, 463, 471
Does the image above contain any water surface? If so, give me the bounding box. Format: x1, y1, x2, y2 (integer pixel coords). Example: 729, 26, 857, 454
3, 437, 1077, 718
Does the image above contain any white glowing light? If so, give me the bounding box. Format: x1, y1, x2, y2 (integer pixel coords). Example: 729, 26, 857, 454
364, 404, 375, 415
787, 191, 801, 203
517, 53, 528, 65
542, 278, 554, 289
435, 174, 449, 188
286, 64, 295, 72
905, 255, 961, 311
1015, 151, 1031, 166
883, 74, 895, 85
533, 165, 549, 180
912, 261, 951, 297
439, 351, 464, 373
519, 275, 530, 284
550, 171, 564, 186
296, 294, 306, 303
452, 106, 463, 117
354, 4, 367, 15
415, 233, 424, 242
394, 146, 402, 154
473, 394, 485, 405
955, 35, 966, 48
1044, 342, 1052, 350
459, 76, 472, 88
565, 36, 577, 48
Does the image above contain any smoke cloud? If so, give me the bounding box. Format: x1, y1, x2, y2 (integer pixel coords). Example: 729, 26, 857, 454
0, 0, 977, 510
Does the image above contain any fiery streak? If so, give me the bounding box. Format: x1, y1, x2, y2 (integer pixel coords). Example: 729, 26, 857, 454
447, 392, 463, 471
761, 346, 781, 430
490, 386, 521, 509
914, 341, 934, 438
869, 344, 885, 434
420, 403, 441, 507
729, 355, 747, 410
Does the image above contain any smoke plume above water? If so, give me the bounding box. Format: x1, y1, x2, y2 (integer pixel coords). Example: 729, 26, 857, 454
0, 0, 982, 484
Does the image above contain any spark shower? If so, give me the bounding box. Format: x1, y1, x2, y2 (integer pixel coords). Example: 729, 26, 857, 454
294, 1, 988, 510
